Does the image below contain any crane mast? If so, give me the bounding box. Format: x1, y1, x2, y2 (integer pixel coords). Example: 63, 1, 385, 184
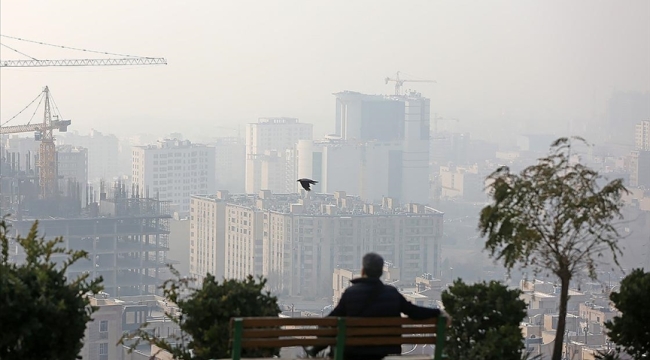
39, 87, 57, 199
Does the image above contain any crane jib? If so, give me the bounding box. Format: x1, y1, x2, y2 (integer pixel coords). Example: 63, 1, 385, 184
0, 58, 167, 67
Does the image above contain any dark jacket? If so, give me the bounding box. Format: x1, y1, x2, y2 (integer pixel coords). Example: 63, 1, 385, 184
322, 277, 441, 360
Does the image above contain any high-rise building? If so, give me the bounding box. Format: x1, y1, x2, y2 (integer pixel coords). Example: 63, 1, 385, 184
57, 129, 120, 186
635, 120, 650, 151
332, 91, 431, 203
245, 118, 312, 194
334, 91, 405, 141
57, 145, 89, 207
605, 91, 650, 144
400, 94, 431, 203
629, 151, 650, 188
430, 132, 471, 165
213, 137, 245, 193
189, 191, 259, 284
190, 191, 443, 297
297, 137, 363, 195
132, 139, 215, 214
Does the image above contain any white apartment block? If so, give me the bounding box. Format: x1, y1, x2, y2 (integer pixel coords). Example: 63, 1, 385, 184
245, 117, 313, 194
635, 120, 650, 151
132, 139, 215, 214
190, 191, 262, 283
190, 190, 443, 298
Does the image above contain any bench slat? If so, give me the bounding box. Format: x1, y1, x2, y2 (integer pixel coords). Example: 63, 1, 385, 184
239, 335, 438, 348
345, 336, 436, 346
241, 338, 336, 348
346, 326, 437, 336
240, 325, 436, 339
235, 317, 338, 328
344, 317, 438, 327
242, 328, 338, 338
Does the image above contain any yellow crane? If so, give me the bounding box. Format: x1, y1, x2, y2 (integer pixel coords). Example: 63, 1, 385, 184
0, 35, 166, 199
1, 87, 71, 199
385, 71, 436, 96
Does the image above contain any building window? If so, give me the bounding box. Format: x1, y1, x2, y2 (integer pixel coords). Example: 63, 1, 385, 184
99, 342, 108, 360
99, 320, 108, 332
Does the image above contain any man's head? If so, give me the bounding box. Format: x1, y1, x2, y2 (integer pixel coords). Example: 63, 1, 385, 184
361, 252, 384, 279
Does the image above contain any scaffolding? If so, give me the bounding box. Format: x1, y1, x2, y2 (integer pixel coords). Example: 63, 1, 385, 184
7, 181, 173, 297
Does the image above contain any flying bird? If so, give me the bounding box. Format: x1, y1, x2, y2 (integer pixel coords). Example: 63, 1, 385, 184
297, 178, 318, 191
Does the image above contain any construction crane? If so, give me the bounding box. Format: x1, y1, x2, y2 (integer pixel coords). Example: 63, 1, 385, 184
0, 34, 167, 67
1, 86, 71, 199
0, 35, 166, 199
1, 58, 166, 67
385, 71, 436, 96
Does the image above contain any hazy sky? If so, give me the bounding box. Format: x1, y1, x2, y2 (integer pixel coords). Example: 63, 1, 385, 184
1, 1, 648, 142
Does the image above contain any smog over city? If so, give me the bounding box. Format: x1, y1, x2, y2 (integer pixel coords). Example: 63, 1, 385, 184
0, 1, 649, 360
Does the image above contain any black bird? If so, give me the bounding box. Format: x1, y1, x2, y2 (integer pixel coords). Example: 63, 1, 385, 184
297, 178, 318, 191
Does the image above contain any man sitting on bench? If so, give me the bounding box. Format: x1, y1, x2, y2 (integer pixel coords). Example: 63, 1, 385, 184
306, 252, 452, 359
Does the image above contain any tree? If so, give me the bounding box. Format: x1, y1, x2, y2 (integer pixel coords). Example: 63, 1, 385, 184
122, 267, 281, 360
604, 268, 650, 359
441, 279, 528, 360
478, 137, 627, 360
0, 219, 103, 360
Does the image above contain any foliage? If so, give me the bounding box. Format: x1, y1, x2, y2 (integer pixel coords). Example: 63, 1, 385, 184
605, 268, 650, 360
122, 267, 281, 360
478, 137, 627, 360
595, 350, 622, 360
0, 218, 104, 360
441, 279, 528, 360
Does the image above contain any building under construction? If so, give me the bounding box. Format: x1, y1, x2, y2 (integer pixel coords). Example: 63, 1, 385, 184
7, 181, 173, 297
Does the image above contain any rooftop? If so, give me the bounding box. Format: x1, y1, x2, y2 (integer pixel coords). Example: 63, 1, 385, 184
192, 191, 444, 218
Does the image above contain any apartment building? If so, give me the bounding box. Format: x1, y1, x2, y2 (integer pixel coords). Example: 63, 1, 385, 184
190, 190, 443, 298
245, 117, 313, 194
81, 294, 182, 360
332, 91, 431, 203
438, 164, 487, 201
635, 120, 650, 151
57, 129, 120, 186
212, 137, 245, 193
132, 139, 215, 214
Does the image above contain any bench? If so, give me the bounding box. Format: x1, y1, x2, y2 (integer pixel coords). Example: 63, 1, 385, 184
229, 316, 447, 360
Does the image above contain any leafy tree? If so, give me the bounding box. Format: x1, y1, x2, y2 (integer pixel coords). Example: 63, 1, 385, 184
441, 279, 528, 360
122, 267, 281, 360
604, 268, 650, 360
595, 350, 622, 360
0, 219, 103, 360
478, 137, 627, 360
